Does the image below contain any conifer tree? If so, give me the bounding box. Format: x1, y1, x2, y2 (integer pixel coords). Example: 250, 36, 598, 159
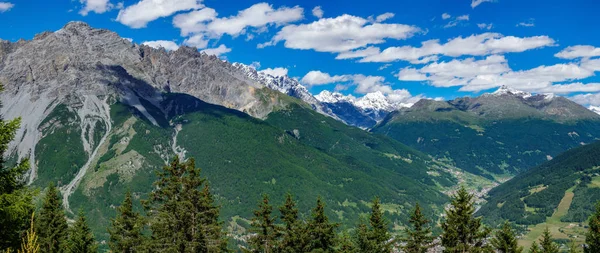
529, 242, 540, 253
145, 156, 228, 252
402, 203, 433, 253
108, 191, 144, 253
36, 184, 68, 253
567, 240, 579, 253
584, 202, 600, 253
356, 197, 392, 253
440, 186, 492, 253
337, 232, 356, 253
490, 221, 523, 253
247, 194, 279, 253
304, 197, 339, 253
66, 210, 97, 253
355, 220, 372, 252
19, 213, 40, 253
539, 227, 559, 253
278, 193, 304, 253
0, 82, 34, 251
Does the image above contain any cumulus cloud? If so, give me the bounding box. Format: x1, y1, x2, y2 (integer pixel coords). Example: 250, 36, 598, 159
117, 0, 203, 28
0, 2, 14, 12
399, 54, 600, 94
300, 71, 393, 94
477, 23, 493, 30
471, 0, 496, 8
442, 13, 451, 20
183, 34, 209, 48
79, 0, 114, 16
444, 14, 469, 28
555, 45, 600, 59
571, 92, 600, 106
259, 67, 289, 77
312, 6, 323, 18
174, 3, 303, 38
142, 40, 180, 51
375, 12, 395, 22
260, 14, 420, 53
201, 44, 231, 56
350, 33, 555, 63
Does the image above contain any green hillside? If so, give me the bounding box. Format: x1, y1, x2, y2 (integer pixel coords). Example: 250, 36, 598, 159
32, 93, 473, 244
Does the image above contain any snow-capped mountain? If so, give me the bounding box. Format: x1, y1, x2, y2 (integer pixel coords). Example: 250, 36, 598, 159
589, 106, 600, 115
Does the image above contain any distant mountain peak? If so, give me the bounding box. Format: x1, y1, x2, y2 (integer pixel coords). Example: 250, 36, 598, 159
314, 90, 355, 103
491, 85, 533, 98
589, 105, 600, 115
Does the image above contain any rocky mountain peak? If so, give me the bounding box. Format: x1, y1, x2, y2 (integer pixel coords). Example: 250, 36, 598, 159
490, 85, 532, 98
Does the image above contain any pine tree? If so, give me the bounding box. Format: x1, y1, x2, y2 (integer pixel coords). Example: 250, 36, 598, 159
0, 82, 34, 250
108, 191, 144, 253
66, 210, 97, 253
356, 197, 392, 253
529, 242, 541, 253
584, 202, 600, 253
304, 197, 339, 253
567, 240, 579, 253
145, 156, 228, 252
36, 184, 68, 253
402, 203, 433, 253
539, 227, 559, 253
278, 193, 304, 253
19, 213, 40, 253
440, 186, 492, 253
490, 221, 523, 253
337, 232, 356, 253
247, 194, 279, 253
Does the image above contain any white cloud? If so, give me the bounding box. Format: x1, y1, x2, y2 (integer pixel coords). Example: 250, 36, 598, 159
250, 61, 261, 69
261, 14, 420, 53
378, 64, 392, 70
471, 0, 496, 8
336, 46, 381, 60
444, 14, 469, 28
259, 67, 289, 77
536, 83, 600, 94
312, 6, 323, 18
174, 3, 303, 38
397, 67, 427, 81
117, 0, 203, 28
183, 34, 209, 48
571, 92, 600, 106
516, 18, 535, 27
442, 13, 451, 20
353, 33, 555, 63
301, 71, 352, 86
142, 40, 180, 51
0, 2, 14, 12
201, 44, 231, 56
375, 12, 395, 22
555, 45, 600, 59
300, 71, 393, 94
477, 23, 493, 30
79, 0, 113, 16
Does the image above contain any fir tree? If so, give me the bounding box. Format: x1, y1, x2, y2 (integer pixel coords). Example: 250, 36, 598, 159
108, 191, 144, 253
337, 232, 356, 253
539, 227, 559, 253
66, 210, 97, 253
490, 221, 523, 253
529, 242, 540, 253
402, 203, 433, 253
247, 194, 279, 253
36, 183, 68, 253
356, 197, 392, 253
567, 240, 580, 253
145, 156, 228, 252
304, 197, 339, 253
0, 82, 34, 251
440, 186, 492, 253
278, 193, 304, 253
584, 202, 600, 253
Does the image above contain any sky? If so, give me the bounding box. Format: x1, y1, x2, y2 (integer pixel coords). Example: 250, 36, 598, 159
1, 0, 600, 107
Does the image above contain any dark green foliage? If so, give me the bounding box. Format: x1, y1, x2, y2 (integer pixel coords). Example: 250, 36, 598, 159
539, 228, 559, 253
585, 202, 600, 253
0, 107, 34, 250
67, 209, 97, 253
529, 242, 541, 253
568, 240, 580, 253
247, 194, 280, 253
337, 232, 357, 253
490, 221, 523, 253
304, 197, 339, 253
441, 186, 492, 253
402, 203, 433, 253
37, 184, 68, 253
144, 156, 228, 252
278, 193, 304, 253
108, 191, 144, 253
479, 141, 600, 226
355, 197, 392, 253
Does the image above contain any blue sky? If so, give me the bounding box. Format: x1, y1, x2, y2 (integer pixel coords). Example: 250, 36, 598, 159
2, 0, 600, 106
